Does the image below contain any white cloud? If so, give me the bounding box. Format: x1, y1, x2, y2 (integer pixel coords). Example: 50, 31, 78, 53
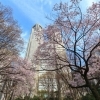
21, 31, 28, 39
75, 0, 98, 7
10, 0, 54, 26
87, 0, 96, 6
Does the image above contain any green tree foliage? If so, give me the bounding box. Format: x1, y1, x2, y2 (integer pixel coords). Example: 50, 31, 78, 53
81, 93, 95, 100
15, 96, 40, 100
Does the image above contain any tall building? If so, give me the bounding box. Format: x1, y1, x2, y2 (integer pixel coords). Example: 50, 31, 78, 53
25, 24, 43, 96
25, 24, 71, 99
25, 24, 43, 61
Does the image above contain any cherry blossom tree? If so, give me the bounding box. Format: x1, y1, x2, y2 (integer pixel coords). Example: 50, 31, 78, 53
34, 0, 100, 100
0, 57, 35, 100
0, 3, 24, 100
0, 2, 24, 76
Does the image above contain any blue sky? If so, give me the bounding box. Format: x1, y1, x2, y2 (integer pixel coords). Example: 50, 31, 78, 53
0, 0, 98, 57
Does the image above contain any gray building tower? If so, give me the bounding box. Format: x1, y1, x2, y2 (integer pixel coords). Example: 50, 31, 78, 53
25, 24, 71, 98
26, 24, 43, 61
25, 24, 43, 96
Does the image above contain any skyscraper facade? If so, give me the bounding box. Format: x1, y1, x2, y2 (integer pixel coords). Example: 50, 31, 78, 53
25, 24, 43, 96
25, 24, 71, 99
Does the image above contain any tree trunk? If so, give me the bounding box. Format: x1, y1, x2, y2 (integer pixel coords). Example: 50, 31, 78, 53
89, 85, 100, 100
0, 81, 7, 100
84, 76, 100, 100
56, 78, 61, 100
9, 91, 13, 100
